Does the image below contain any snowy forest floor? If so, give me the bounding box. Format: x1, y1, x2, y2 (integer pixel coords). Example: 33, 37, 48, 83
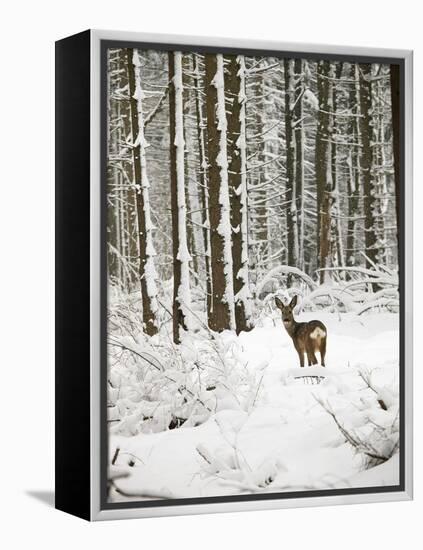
109, 311, 399, 502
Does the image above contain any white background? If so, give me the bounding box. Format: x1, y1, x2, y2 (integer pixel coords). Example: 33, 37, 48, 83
1, 0, 420, 547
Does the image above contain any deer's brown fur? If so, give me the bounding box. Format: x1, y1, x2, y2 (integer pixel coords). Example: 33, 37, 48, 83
275, 295, 327, 368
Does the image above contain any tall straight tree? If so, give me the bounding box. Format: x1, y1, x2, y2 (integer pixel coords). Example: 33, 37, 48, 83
192, 53, 212, 319
293, 58, 305, 270
118, 48, 139, 290
205, 53, 235, 332
126, 48, 159, 336
329, 62, 345, 268
284, 59, 297, 273
315, 60, 332, 283
359, 63, 379, 269
225, 54, 252, 334
390, 63, 400, 239
346, 63, 361, 268
107, 50, 121, 283
169, 51, 192, 344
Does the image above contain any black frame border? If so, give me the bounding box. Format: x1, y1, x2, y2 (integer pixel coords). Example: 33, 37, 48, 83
99, 38, 406, 512
55, 29, 92, 520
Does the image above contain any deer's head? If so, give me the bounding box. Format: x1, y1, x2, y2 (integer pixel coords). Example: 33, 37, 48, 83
275, 295, 298, 328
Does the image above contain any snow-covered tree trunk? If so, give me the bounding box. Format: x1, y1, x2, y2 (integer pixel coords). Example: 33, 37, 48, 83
254, 79, 270, 252
192, 54, 213, 319
182, 55, 202, 277
126, 48, 159, 336
316, 60, 332, 284
346, 63, 361, 270
226, 55, 253, 334
293, 58, 305, 271
329, 62, 345, 269
107, 65, 121, 281
169, 51, 192, 344
119, 47, 139, 290
117, 92, 129, 289
284, 59, 297, 276
205, 53, 235, 332
107, 50, 121, 284
373, 76, 388, 266
390, 63, 400, 242
359, 63, 379, 271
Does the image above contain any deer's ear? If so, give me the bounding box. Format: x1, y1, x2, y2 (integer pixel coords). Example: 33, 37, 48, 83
289, 295, 298, 309
275, 297, 284, 310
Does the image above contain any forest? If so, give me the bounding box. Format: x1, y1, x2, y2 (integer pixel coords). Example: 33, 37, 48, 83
106, 48, 400, 501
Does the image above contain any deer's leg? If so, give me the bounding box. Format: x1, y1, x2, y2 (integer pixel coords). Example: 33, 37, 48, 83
320, 337, 326, 367
306, 345, 314, 366
295, 345, 305, 368
306, 341, 318, 365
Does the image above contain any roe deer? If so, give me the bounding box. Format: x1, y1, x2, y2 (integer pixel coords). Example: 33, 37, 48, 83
275, 295, 327, 368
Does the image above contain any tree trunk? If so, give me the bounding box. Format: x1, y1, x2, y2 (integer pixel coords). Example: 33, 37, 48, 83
390, 63, 400, 240
346, 63, 362, 271
119, 49, 139, 290
169, 51, 192, 344
293, 58, 304, 270
204, 53, 235, 332
330, 62, 345, 268
284, 59, 297, 276
192, 53, 212, 319
358, 63, 379, 269
316, 60, 332, 283
107, 51, 119, 283
225, 54, 252, 334
126, 48, 159, 336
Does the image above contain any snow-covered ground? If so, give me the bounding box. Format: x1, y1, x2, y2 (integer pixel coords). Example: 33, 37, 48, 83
109, 311, 399, 501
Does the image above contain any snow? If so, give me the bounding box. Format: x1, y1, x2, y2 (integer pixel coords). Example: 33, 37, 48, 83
257, 265, 316, 297
109, 310, 399, 501
303, 88, 319, 110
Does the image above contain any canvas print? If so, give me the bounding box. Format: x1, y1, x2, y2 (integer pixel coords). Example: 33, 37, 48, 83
105, 46, 401, 504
